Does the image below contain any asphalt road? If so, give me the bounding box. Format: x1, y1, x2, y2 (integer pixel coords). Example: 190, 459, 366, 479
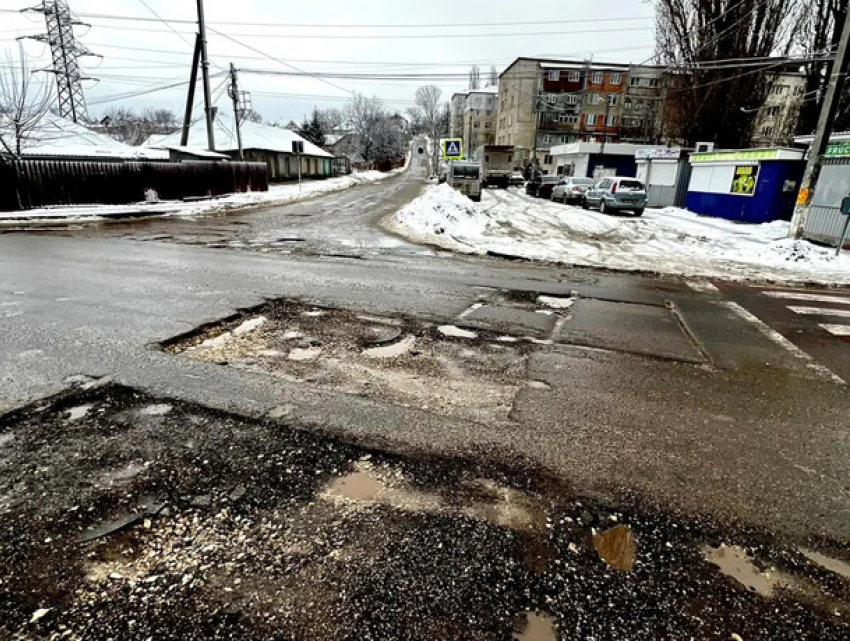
1, 138, 850, 637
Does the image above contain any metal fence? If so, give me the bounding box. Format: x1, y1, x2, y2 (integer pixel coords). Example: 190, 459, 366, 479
0, 158, 269, 212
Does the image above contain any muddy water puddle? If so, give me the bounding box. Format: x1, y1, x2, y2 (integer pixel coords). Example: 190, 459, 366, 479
166, 299, 531, 424
515, 612, 557, 641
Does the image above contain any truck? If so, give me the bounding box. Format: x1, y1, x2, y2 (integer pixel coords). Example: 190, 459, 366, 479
473, 145, 515, 189
447, 161, 482, 202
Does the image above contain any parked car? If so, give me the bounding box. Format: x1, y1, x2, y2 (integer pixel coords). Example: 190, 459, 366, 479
526, 175, 561, 198
509, 172, 525, 187
551, 177, 596, 204
582, 177, 647, 216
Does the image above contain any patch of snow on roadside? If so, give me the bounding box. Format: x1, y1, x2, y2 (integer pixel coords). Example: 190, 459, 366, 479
233, 316, 267, 335
391, 186, 850, 285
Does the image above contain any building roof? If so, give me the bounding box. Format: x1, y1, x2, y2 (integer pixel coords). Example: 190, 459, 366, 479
146, 113, 333, 158
469, 85, 499, 95
550, 142, 670, 157
500, 56, 661, 78
150, 144, 230, 159
1, 114, 168, 160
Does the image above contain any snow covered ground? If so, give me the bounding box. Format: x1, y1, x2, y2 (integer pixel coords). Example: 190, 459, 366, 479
1, 170, 402, 224
389, 184, 850, 286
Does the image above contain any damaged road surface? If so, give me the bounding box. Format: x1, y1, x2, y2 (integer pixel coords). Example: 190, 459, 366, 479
2, 385, 850, 640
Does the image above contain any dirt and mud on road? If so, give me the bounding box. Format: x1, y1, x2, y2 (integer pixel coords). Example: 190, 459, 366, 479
162, 298, 547, 425
2, 383, 850, 640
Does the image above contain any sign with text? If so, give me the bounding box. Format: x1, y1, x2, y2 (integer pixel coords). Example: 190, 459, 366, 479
730, 165, 758, 196
826, 141, 850, 158
692, 149, 780, 163
442, 138, 463, 160
635, 148, 681, 160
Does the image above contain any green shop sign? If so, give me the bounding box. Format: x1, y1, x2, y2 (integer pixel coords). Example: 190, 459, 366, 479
826, 141, 850, 158
691, 149, 780, 163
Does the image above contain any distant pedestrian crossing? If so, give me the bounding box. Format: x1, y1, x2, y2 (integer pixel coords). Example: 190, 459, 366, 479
762, 290, 850, 337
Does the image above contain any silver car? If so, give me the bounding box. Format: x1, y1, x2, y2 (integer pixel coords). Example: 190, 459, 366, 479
551, 177, 595, 204
582, 177, 647, 216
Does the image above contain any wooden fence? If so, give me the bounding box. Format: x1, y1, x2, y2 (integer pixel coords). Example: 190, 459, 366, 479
0, 158, 269, 212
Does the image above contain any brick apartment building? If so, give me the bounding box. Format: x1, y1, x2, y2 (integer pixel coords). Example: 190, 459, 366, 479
495, 57, 664, 174
449, 87, 498, 157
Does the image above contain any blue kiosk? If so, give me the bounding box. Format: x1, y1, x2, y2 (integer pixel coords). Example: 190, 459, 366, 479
685, 148, 805, 223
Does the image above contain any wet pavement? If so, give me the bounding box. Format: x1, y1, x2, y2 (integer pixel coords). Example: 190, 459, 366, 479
2, 385, 849, 640
1, 137, 850, 638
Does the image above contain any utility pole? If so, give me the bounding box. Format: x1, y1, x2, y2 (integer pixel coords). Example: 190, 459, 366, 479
600, 94, 613, 156
228, 63, 244, 160
21, 0, 97, 123
789, 6, 850, 239
196, 0, 215, 151
180, 34, 202, 147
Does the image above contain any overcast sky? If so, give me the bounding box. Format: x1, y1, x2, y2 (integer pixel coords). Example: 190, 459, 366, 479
0, 0, 657, 125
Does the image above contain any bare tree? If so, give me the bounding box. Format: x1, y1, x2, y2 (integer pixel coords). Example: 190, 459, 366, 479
469, 65, 481, 91
101, 107, 180, 145
412, 85, 443, 172
317, 107, 346, 133
344, 93, 404, 166
240, 109, 264, 124
656, 0, 799, 148
0, 46, 53, 157
793, 0, 847, 134
488, 65, 498, 87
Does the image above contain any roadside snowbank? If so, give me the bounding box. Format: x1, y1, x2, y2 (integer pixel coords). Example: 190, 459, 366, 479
1, 169, 402, 223
390, 184, 850, 285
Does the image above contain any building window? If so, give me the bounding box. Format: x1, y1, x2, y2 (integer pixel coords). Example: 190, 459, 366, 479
624, 98, 632, 110
548, 70, 560, 81
608, 94, 618, 106
611, 73, 622, 85
485, 122, 491, 129
544, 155, 553, 165
766, 106, 781, 117
648, 77, 659, 87
543, 134, 553, 143
568, 71, 580, 82
629, 77, 641, 87
589, 93, 600, 105
565, 94, 578, 105
585, 113, 596, 126
508, 115, 512, 126
761, 126, 774, 137
592, 71, 603, 84
606, 114, 616, 127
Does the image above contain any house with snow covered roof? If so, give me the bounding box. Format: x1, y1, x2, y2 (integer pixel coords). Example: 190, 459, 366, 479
147, 113, 334, 181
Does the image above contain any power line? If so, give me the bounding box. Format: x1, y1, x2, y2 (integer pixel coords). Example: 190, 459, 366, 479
0, 9, 655, 30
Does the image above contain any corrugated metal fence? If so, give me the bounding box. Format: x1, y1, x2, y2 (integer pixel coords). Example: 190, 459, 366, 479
804, 157, 850, 246
0, 158, 269, 212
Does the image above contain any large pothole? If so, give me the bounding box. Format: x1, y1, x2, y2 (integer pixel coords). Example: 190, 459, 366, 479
163, 299, 537, 424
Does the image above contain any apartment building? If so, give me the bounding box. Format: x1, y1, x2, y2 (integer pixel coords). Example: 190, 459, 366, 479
751, 70, 807, 147
496, 57, 663, 173
462, 87, 498, 153
449, 92, 467, 139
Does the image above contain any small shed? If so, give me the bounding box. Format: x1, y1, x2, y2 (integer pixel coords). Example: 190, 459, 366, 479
635, 148, 692, 208
686, 148, 804, 223
793, 136, 850, 246
550, 142, 669, 180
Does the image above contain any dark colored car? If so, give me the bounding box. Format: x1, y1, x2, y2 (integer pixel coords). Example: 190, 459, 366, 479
527, 175, 561, 199
509, 172, 525, 187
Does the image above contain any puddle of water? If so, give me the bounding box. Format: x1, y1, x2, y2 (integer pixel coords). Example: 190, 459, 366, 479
515, 612, 557, 641
593, 525, 636, 572
0, 433, 13, 447
362, 336, 415, 359
282, 331, 304, 340
66, 404, 95, 421
303, 310, 326, 317
233, 316, 267, 336
288, 347, 322, 362
497, 336, 519, 343
356, 314, 404, 327
799, 548, 850, 580
140, 404, 172, 416
322, 469, 443, 514
535, 310, 555, 316
703, 544, 784, 597
526, 381, 551, 390
462, 480, 547, 534
259, 349, 286, 357
537, 295, 575, 310
438, 325, 478, 339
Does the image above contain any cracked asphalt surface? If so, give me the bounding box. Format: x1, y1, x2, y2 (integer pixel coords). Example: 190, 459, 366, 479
1, 138, 849, 639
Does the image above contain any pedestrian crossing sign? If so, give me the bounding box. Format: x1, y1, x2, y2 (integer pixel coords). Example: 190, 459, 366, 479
442, 138, 463, 160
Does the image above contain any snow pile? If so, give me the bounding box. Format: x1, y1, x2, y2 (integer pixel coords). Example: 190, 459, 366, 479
390, 186, 850, 285
1, 170, 401, 222
395, 183, 494, 244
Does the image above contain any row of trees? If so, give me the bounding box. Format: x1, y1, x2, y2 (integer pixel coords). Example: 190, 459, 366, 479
656, 0, 849, 148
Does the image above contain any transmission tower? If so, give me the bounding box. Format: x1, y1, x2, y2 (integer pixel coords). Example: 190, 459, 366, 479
21, 0, 97, 123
